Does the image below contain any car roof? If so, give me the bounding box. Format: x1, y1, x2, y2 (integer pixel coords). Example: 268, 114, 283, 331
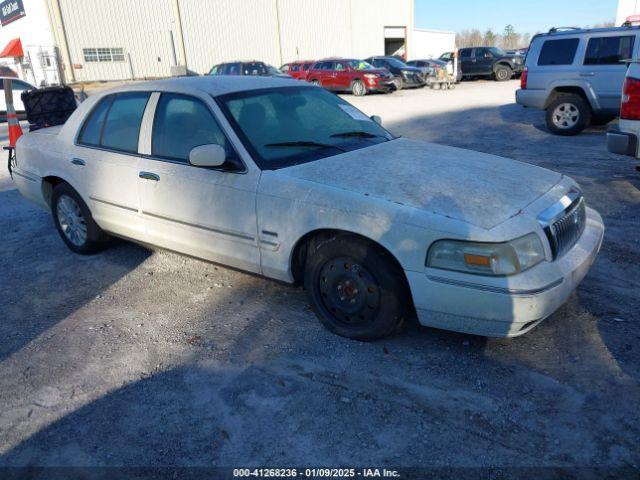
536, 25, 640, 38
98, 75, 309, 98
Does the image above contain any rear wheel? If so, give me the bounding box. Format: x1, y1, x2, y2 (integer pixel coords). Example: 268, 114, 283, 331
52, 183, 109, 254
304, 234, 410, 341
351, 79, 366, 96
494, 65, 512, 81
546, 94, 591, 136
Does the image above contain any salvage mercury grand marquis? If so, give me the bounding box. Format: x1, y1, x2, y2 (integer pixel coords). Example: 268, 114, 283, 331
11, 76, 604, 340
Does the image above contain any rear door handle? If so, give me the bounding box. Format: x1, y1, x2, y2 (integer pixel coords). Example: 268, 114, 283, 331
580, 72, 595, 77
71, 158, 85, 166
139, 171, 160, 181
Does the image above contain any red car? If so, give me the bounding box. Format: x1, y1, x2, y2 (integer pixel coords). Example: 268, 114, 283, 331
280, 60, 315, 81
306, 59, 395, 96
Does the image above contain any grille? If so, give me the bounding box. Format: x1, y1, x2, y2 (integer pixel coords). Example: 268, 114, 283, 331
544, 197, 586, 259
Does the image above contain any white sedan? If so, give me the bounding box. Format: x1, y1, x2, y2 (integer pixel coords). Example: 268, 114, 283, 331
11, 76, 604, 340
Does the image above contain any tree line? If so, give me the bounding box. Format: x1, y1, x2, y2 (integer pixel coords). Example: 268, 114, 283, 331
456, 21, 616, 50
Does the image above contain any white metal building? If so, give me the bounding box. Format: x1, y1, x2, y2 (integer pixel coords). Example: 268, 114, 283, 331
2, 0, 455, 83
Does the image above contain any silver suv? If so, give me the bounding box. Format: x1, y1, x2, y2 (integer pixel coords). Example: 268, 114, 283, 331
516, 26, 638, 135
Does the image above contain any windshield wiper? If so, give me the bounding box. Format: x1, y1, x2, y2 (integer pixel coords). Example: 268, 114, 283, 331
264, 141, 346, 152
330, 131, 388, 140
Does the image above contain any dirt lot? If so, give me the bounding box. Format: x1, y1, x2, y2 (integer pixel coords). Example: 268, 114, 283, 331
0, 80, 639, 472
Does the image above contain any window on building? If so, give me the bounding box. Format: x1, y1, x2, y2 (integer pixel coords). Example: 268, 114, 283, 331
82, 47, 126, 63
538, 38, 580, 66
584, 36, 635, 65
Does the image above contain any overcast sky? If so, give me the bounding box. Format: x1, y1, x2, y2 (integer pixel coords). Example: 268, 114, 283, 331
414, 0, 618, 34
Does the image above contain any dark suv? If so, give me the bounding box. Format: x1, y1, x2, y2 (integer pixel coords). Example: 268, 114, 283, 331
306, 59, 396, 96
457, 47, 524, 81
209, 61, 290, 78
364, 56, 425, 89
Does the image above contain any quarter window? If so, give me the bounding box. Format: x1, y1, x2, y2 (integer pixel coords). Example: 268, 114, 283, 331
152, 93, 232, 163
538, 38, 580, 66
584, 36, 635, 65
78, 96, 113, 147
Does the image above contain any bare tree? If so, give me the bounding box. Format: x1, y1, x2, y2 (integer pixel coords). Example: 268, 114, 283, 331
501, 24, 521, 50
483, 28, 499, 46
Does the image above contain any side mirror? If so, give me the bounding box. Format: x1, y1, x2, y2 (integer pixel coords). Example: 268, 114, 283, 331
189, 144, 226, 168
371, 115, 382, 126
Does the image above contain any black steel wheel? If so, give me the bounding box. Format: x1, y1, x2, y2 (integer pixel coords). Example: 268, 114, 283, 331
304, 234, 410, 341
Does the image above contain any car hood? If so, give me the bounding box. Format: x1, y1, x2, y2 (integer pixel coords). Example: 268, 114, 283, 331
278, 138, 563, 230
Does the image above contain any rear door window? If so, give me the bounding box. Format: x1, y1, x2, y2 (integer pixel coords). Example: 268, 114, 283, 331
459, 49, 472, 59
100, 92, 150, 153
584, 35, 635, 65
537, 38, 580, 65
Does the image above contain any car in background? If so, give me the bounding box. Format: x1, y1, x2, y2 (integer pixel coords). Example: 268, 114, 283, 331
407, 58, 462, 84
517, 26, 637, 135
280, 60, 315, 81
209, 61, 291, 78
606, 60, 640, 168
306, 59, 395, 96
11, 76, 604, 341
364, 56, 426, 90
457, 47, 524, 81
0, 77, 36, 122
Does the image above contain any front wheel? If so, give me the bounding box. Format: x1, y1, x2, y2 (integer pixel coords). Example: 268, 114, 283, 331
304, 235, 410, 341
351, 79, 366, 96
494, 65, 512, 82
52, 183, 109, 254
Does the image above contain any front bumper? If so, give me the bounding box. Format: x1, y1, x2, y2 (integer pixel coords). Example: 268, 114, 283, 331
406, 207, 604, 337
606, 125, 638, 157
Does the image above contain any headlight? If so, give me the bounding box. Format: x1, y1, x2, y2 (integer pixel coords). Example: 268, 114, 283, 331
427, 233, 545, 276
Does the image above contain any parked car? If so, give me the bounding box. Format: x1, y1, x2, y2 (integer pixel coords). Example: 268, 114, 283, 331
0, 77, 36, 122
364, 56, 426, 89
280, 60, 315, 81
457, 47, 524, 81
406, 59, 460, 85
306, 59, 395, 95
11, 76, 604, 340
516, 26, 637, 136
209, 61, 291, 78
606, 60, 640, 168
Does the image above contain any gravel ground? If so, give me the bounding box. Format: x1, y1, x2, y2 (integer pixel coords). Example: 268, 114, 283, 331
0, 80, 639, 471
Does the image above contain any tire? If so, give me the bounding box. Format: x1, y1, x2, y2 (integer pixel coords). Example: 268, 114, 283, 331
310, 79, 320, 86
51, 183, 109, 254
545, 93, 591, 136
591, 114, 616, 126
304, 234, 410, 341
393, 78, 404, 91
351, 79, 366, 96
494, 65, 512, 82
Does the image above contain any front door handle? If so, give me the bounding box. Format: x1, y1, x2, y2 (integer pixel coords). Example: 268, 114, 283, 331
580, 72, 595, 77
139, 171, 160, 181
71, 158, 85, 166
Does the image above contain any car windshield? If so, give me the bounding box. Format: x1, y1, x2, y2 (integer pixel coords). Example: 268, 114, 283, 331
217, 86, 395, 170
488, 47, 505, 57
347, 60, 376, 70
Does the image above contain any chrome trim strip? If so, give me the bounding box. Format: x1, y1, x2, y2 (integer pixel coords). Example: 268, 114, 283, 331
142, 210, 255, 241
538, 188, 581, 227
426, 275, 564, 296
12, 170, 38, 182
89, 196, 138, 212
